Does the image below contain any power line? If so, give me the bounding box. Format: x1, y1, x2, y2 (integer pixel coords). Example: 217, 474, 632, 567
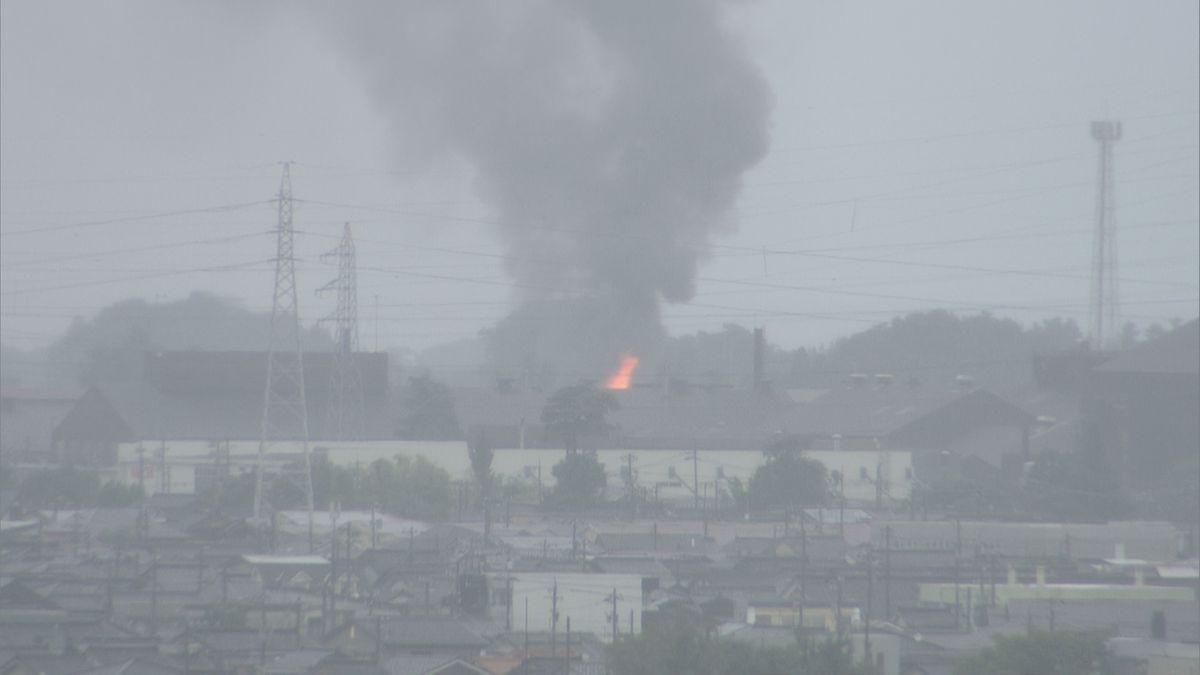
0, 259, 273, 296
0, 200, 273, 237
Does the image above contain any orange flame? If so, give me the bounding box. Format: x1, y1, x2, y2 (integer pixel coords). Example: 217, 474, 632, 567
604, 353, 639, 390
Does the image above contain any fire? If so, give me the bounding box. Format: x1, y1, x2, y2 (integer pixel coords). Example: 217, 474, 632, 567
604, 353, 639, 390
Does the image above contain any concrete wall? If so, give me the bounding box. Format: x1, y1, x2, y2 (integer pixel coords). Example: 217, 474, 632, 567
873, 520, 1180, 561
113, 441, 914, 505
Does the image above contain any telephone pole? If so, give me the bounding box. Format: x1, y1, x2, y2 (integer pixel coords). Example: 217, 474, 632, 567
254, 162, 315, 551
1089, 120, 1122, 350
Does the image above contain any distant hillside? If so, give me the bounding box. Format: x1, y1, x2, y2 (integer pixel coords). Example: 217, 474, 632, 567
43, 291, 335, 386
787, 311, 1086, 391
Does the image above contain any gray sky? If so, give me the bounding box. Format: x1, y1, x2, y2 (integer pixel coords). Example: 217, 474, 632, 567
2, 0, 1197, 354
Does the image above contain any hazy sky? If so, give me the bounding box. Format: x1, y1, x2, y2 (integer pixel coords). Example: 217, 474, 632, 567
2, 0, 1197, 355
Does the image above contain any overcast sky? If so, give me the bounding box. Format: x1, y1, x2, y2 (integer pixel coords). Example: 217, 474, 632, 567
2, 0, 1197, 355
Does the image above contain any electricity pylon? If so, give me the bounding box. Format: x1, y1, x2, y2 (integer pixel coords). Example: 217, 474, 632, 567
254, 162, 315, 550
319, 222, 365, 441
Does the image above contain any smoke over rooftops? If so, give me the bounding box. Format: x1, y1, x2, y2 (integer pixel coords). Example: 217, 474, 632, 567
310, 1, 772, 379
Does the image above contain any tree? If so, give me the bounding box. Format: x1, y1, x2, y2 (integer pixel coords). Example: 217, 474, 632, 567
748, 436, 829, 510
787, 311, 1083, 390
468, 433, 495, 506
609, 608, 867, 675
287, 455, 453, 521
541, 383, 618, 453
16, 467, 142, 509
400, 376, 461, 440
911, 475, 1013, 515
549, 451, 607, 510
45, 292, 334, 386
953, 630, 1117, 675
1021, 449, 1128, 521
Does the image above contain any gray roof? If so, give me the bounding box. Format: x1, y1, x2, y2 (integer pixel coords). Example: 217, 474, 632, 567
454, 384, 1033, 450
383, 654, 469, 675
1006, 598, 1200, 642
351, 616, 493, 650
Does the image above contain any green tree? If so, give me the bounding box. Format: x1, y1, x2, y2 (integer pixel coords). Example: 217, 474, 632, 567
468, 433, 495, 506
310, 456, 361, 509
748, 436, 829, 510
1021, 449, 1128, 521
541, 383, 618, 453
16, 467, 143, 509
45, 292, 334, 386
400, 376, 461, 440
549, 451, 607, 510
954, 630, 1117, 675
262, 455, 454, 521
911, 475, 1013, 515
609, 608, 866, 675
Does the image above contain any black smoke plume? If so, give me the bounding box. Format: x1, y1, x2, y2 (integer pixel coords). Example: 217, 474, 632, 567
312, 1, 771, 382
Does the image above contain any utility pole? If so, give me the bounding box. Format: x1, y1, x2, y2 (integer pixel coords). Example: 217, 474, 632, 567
1089, 120, 1122, 349
884, 525, 892, 621
611, 587, 619, 642
626, 453, 636, 519
865, 550, 873, 664
551, 581, 558, 657
254, 162, 315, 552
692, 450, 700, 511
954, 518, 962, 629
798, 510, 807, 632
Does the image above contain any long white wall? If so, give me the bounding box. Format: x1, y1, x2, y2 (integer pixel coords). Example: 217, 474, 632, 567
114, 440, 913, 503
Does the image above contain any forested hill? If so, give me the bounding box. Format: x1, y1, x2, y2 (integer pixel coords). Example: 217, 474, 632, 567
787, 311, 1086, 390
42, 292, 335, 386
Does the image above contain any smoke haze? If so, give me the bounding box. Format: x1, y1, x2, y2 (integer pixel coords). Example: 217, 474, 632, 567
307, 1, 772, 379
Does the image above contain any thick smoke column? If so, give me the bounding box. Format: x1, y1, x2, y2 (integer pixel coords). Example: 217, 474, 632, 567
314, 1, 771, 379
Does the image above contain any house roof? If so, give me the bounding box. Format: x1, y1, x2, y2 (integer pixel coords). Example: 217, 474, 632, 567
0, 579, 61, 611
454, 383, 1033, 450
334, 616, 492, 650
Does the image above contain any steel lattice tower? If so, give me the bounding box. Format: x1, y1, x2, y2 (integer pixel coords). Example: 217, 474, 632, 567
254, 162, 315, 548
1089, 120, 1121, 350
319, 222, 365, 440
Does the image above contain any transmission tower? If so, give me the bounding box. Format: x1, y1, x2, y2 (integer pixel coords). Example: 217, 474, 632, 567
319, 223, 365, 441
1089, 120, 1121, 350
254, 162, 315, 549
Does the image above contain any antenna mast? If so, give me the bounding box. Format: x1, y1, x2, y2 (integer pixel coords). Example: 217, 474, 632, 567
1089, 120, 1121, 350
